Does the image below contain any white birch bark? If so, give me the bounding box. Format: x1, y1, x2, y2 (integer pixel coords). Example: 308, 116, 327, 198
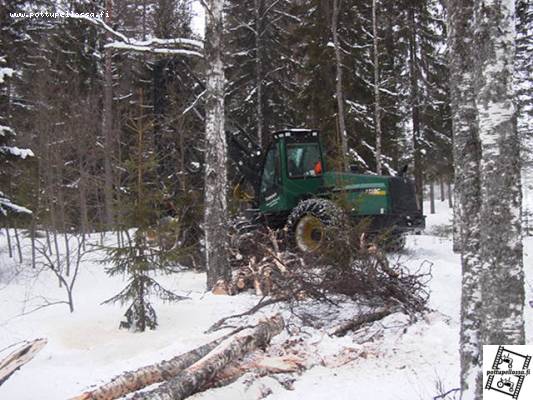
131, 315, 284, 400
475, 0, 525, 346
204, 0, 231, 290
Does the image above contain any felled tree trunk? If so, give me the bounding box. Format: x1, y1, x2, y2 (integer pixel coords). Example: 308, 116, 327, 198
0, 339, 47, 386
131, 314, 284, 400
71, 329, 243, 400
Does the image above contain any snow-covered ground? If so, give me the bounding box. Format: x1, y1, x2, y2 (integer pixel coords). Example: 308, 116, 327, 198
1, 200, 532, 400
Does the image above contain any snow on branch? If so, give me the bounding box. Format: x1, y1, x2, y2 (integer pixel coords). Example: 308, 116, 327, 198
129, 37, 203, 49
0, 191, 32, 216
65, 13, 203, 57
0, 146, 34, 159
0, 67, 15, 84
181, 90, 207, 116
0, 125, 15, 138
105, 42, 203, 57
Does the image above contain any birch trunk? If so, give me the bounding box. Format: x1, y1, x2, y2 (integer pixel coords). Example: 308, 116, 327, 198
448, 0, 483, 397
332, 0, 348, 171
475, 0, 524, 346
204, 0, 231, 290
372, 0, 382, 175
131, 315, 284, 400
70, 330, 241, 400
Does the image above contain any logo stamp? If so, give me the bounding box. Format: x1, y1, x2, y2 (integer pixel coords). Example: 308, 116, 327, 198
483, 346, 532, 399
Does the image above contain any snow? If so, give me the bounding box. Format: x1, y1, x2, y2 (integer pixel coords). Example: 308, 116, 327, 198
0, 145, 34, 159
191, 1, 206, 37
0, 125, 15, 137
1, 200, 532, 399
0, 67, 15, 83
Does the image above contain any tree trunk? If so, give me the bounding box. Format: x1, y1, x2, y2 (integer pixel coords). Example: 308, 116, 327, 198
78, 156, 89, 243
70, 329, 245, 400
31, 217, 36, 269
332, 0, 348, 171
448, 1, 483, 397
475, 0, 524, 347
5, 225, 12, 258
102, 0, 115, 229
372, 0, 382, 175
440, 177, 445, 202
255, 0, 264, 148
0, 339, 47, 387
447, 180, 453, 208
408, 8, 423, 214
13, 225, 22, 263
131, 315, 284, 400
429, 181, 435, 214
204, 0, 231, 290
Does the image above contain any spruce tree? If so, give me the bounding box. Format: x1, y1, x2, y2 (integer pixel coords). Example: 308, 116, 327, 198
102, 100, 185, 332
0, 56, 33, 217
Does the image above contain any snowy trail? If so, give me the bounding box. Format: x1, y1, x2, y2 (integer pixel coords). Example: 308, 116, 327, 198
0, 200, 532, 400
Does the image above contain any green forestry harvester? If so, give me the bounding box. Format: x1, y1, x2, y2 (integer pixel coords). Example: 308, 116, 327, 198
227, 128, 425, 252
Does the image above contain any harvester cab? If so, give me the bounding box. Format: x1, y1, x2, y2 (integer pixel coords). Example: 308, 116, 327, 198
229, 128, 425, 252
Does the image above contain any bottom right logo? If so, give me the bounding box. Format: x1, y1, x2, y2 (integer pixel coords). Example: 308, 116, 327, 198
483, 345, 533, 399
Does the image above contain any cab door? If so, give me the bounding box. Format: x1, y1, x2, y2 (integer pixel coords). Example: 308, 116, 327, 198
259, 143, 284, 213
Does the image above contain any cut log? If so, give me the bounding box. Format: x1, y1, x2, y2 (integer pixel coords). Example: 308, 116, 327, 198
330, 309, 393, 337
0, 338, 47, 386
131, 314, 284, 400
208, 352, 305, 389
70, 328, 245, 400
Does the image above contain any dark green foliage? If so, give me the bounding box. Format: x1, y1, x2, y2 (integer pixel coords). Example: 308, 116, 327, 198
102, 232, 187, 331
102, 105, 187, 332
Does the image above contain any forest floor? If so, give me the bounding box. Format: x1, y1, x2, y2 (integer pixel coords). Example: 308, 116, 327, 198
1, 200, 533, 400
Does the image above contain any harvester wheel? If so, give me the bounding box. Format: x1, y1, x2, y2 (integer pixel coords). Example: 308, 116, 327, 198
286, 199, 344, 253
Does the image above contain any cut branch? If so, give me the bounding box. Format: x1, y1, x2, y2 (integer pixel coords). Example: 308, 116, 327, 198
206, 296, 287, 333
330, 308, 394, 337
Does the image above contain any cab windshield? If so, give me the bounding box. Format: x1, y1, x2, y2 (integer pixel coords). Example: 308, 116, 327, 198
286, 143, 322, 178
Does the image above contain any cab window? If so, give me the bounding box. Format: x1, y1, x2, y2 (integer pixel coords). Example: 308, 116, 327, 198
287, 143, 322, 178
260, 145, 280, 198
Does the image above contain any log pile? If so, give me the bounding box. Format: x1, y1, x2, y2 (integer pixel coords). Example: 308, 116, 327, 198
71, 315, 285, 400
